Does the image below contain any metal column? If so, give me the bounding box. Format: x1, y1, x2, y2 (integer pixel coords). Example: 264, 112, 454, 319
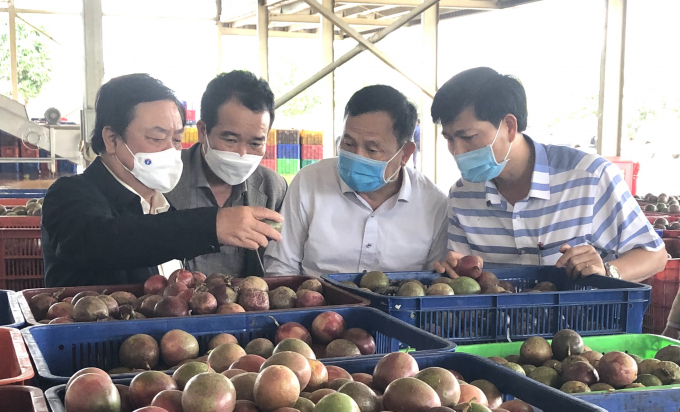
257, 0, 269, 81
8, 0, 18, 101
321, 0, 335, 157
597, 0, 627, 157
421, 0, 438, 181
82, 0, 104, 144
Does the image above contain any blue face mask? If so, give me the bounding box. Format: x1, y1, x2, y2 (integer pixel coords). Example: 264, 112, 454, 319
453, 123, 512, 183
337, 147, 403, 193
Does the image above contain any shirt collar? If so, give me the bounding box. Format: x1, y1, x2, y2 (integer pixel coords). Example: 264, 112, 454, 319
101, 160, 170, 215
526, 135, 551, 200
485, 135, 551, 206
336, 159, 412, 202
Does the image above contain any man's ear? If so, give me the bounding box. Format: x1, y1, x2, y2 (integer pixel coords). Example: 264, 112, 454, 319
400, 141, 416, 166
101, 126, 120, 155
504, 114, 519, 143
197, 120, 207, 145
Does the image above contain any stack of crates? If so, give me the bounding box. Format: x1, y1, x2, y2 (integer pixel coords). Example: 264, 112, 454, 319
181, 126, 198, 149
300, 130, 323, 168
38, 149, 78, 177
261, 129, 277, 171
0, 132, 20, 179
19, 143, 40, 179
643, 238, 680, 334
276, 130, 300, 181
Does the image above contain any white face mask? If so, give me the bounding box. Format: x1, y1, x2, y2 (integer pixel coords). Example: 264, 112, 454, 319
203, 136, 263, 185
118, 143, 183, 193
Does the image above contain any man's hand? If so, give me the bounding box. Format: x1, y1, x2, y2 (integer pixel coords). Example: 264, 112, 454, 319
555, 244, 606, 278
662, 325, 680, 340
432, 251, 466, 278
216, 206, 283, 250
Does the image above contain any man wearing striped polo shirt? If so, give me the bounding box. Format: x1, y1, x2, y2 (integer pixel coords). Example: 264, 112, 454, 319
432, 67, 667, 282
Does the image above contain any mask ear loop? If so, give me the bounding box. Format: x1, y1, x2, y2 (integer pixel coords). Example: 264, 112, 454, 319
385, 145, 405, 183
115, 136, 137, 173
202, 126, 213, 156
491, 120, 513, 163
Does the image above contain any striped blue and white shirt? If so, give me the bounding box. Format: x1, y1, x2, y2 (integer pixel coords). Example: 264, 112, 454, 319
448, 136, 664, 265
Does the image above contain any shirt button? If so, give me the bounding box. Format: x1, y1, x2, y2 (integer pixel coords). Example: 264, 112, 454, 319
366, 244, 372, 249
515, 215, 520, 220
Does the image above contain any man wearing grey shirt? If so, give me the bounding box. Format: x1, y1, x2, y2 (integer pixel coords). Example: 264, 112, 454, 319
167, 71, 287, 277
264, 85, 448, 277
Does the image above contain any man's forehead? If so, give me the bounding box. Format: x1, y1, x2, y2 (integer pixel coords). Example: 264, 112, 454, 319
344, 113, 395, 141
443, 108, 483, 133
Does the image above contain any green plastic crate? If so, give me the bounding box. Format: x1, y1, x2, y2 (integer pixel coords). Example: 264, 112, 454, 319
301, 159, 319, 168
277, 159, 300, 175
456, 334, 680, 359
457, 334, 680, 411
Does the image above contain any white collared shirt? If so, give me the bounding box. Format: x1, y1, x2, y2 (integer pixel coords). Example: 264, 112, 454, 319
264, 158, 449, 277
101, 160, 183, 277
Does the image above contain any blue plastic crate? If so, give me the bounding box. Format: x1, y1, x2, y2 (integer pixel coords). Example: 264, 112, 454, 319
323, 352, 606, 412
45, 352, 606, 412
578, 386, 680, 412
277, 143, 300, 159
0, 290, 24, 328
22, 307, 454, 386
322, 266, 651, 343
0, 189, 47, 199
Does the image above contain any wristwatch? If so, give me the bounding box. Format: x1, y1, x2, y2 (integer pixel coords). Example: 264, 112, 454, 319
604, 262, 621, 279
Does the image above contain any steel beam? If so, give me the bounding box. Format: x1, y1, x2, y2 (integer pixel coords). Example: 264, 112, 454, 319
275, 0, 440, 108
258, 0, 270, 81
597, 0, 626, 157
302, 0, 435, 97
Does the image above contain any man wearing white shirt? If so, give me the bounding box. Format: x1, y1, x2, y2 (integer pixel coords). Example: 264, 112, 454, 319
264, 85, 448, 277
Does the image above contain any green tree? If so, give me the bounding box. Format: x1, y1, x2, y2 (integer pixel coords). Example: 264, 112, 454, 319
270, 59, 321, 118
0, 21, 52, 104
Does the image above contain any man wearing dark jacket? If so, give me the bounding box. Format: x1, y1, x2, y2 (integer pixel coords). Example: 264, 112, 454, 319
166, 71, 287, 277
41, 74, 282, 287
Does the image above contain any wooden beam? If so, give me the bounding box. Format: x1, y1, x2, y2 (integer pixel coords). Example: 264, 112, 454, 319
0, 7, 79, 14
303, 0, 435, 97
221, 26, 343, 39
322, 0, 335, 158
258, 0, 269, 81
338, 0, 498, 8
8, 0, 18, 101
269, 13, 394, 25
275, 0, 440, 108
597, 0, 627, 157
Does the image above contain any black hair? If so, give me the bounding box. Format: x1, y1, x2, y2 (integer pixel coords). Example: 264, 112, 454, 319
431, 67, 528, 132
91, 73, 185, 154
344, 85, 417, 147
201, 70, 275, 134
